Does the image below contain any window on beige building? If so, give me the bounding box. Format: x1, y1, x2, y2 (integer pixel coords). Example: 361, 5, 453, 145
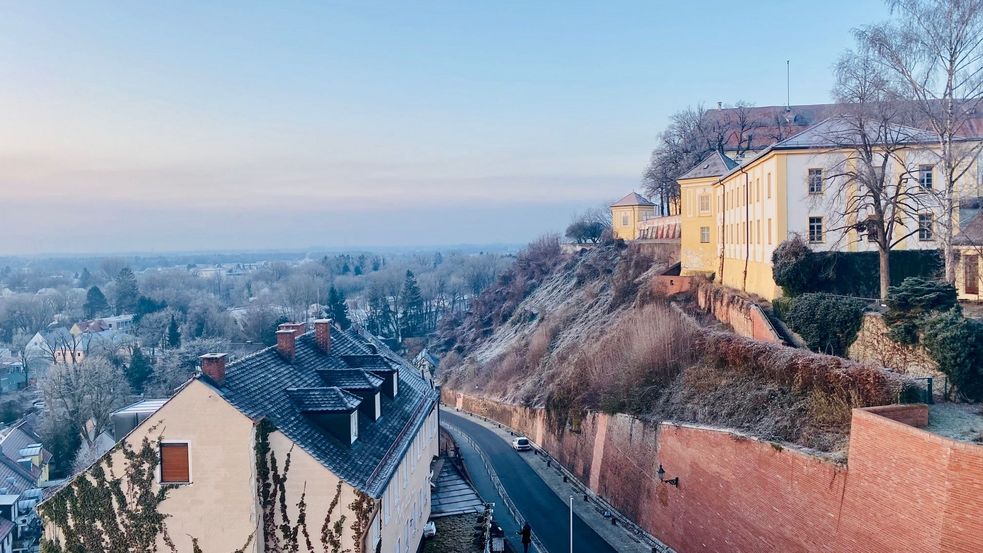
698, 193, 711, 215
809, 216, 824, 243
808, 169, 823, 195
160, 442, 190, 483
700, 226, 710, 243
919, 213, 934, 240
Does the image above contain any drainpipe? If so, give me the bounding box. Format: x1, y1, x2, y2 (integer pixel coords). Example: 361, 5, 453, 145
740, 165, 751, 292
718, 183, 726, 282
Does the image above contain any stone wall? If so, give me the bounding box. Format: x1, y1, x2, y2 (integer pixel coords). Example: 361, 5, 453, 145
848, 312, 938, 376
443, 390, 983, 553
693, 281, 784, 344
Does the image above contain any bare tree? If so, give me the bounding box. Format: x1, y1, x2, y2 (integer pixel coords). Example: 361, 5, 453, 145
643, 102, 761, 216
41, 356, 130, 448
823, 48, 934, 300
858, 0, 983, 282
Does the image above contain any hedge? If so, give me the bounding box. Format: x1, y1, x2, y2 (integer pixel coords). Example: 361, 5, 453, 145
701, 331, 907, 407
772, 237, 943, 297
785, 293, 867, 356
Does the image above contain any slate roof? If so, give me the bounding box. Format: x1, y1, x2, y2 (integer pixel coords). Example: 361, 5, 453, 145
287, 387, 362, 413
0, 421, 51, 480
318, 369, 383, 390
678, 151, 739, 180
212, 325, 439, 498
611, 192, 654, 207
771, 116, 938, 150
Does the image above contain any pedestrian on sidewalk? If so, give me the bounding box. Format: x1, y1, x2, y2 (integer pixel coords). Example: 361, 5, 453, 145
518, 521, 532, 553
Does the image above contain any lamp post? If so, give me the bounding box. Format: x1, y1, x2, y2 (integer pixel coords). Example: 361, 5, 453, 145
657, 464, 679, 487
569, 495, 574, 553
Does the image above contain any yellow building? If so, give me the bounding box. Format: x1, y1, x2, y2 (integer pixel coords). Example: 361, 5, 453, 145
954, 212, 982, 300
679, 118, 976, 300
610, 192, 656, 240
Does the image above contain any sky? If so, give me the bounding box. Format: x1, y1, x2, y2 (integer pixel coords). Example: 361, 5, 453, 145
0, 1, 891, 255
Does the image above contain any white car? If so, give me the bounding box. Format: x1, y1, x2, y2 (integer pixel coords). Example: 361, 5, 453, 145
511, 437, 532, 451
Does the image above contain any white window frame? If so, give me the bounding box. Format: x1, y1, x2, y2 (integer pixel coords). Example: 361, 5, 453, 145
808, 217, 824, 243
808, 168, 823, 195
157, 440, 193, 485
918, 165, 933, 189
350, 411, 359, 444
918, 213, 934, 241
699, 226, 710, 244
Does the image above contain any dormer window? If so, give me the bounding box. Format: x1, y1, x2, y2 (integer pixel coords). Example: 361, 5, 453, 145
287, 387, 362, 445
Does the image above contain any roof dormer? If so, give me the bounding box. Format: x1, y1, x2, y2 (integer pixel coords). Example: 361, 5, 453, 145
286, 387, 361, 445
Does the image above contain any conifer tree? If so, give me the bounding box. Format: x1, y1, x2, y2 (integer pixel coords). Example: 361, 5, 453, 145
327, 286, 352, 330
166, 315, 182, 348
114, 267, 140, 314
83, 286, 110, 319
400, 270, 424, 337
125, 346, 153, 394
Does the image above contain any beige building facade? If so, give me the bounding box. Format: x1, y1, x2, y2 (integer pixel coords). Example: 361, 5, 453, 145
41, 321, 440, 553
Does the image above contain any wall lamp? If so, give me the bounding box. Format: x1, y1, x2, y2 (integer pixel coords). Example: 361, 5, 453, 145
657, 464, 679, 487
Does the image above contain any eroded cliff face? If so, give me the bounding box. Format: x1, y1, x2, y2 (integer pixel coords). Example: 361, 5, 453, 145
438, 238, 906, 454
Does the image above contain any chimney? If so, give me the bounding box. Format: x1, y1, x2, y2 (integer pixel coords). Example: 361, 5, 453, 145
276, 329, 296, 361
200, 353, 228, 386
278, 322, 307, 338
314, 319, 332, 353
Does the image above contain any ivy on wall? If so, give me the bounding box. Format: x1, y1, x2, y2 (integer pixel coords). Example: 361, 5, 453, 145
40, 418, 377, 553
39, 424, 252, 553
255, 418, 376, 553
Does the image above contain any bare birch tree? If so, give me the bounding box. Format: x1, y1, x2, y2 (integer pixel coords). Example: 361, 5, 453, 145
825, 48, 934, 300
858, 0, 983, 282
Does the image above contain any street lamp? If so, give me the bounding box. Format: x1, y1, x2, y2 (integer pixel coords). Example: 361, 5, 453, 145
657, 464, 679, 487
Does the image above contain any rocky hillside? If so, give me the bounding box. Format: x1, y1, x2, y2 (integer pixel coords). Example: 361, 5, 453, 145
437, 237, 910, 454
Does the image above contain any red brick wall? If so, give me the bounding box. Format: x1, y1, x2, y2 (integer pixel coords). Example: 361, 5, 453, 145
694, 282, 784, 344
444, 391, 983, 553
651, 275, 693, 296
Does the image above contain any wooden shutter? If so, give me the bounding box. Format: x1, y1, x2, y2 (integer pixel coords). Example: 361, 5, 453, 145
160, 443, 190, 483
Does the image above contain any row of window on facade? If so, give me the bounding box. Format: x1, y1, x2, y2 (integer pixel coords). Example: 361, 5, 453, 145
807, 165, 934, 195
697, 214, 935, 245
806, 214, 935, 243
705, 165, 935, 215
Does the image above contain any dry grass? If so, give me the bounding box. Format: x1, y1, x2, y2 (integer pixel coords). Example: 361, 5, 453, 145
549, 302, 699, 415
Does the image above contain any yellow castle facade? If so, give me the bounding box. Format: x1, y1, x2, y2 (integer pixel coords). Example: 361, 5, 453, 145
677, 118, 982, 300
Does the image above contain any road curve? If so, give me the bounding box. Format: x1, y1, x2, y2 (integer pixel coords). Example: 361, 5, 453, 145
442, 409, 619, 553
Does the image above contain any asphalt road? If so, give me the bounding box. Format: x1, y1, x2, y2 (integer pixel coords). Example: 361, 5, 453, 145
442, 410, 618, 553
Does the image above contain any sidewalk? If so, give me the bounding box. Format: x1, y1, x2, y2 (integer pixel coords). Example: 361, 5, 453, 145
445, 407, 671, 553
441, 424, 528, 553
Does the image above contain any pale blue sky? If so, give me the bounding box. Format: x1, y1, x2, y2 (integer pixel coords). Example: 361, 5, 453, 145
0, 1, 889, 254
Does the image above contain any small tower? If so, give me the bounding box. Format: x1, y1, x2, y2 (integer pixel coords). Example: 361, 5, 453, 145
610, 192, 655, 240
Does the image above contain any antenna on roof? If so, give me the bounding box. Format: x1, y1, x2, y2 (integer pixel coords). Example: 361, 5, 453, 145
786, 60, 791, 110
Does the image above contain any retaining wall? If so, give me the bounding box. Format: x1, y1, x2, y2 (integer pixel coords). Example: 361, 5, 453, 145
444, 391, 983, 553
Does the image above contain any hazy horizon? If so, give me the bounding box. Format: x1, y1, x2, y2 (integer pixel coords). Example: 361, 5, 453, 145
0, 1, 889, 255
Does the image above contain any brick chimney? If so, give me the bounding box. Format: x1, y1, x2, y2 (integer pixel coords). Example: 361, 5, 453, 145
314, 319, 332, 353
200, 353, 228, 385
278, 322, 307, 338
276, 329, 296, 361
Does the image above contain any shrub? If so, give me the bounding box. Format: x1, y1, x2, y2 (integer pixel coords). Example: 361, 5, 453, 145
772, 236, 816, 296
772, 237, 943, 297
921, 309, 983, 401
785, 293, 867, 356
883, 277, 957, 344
